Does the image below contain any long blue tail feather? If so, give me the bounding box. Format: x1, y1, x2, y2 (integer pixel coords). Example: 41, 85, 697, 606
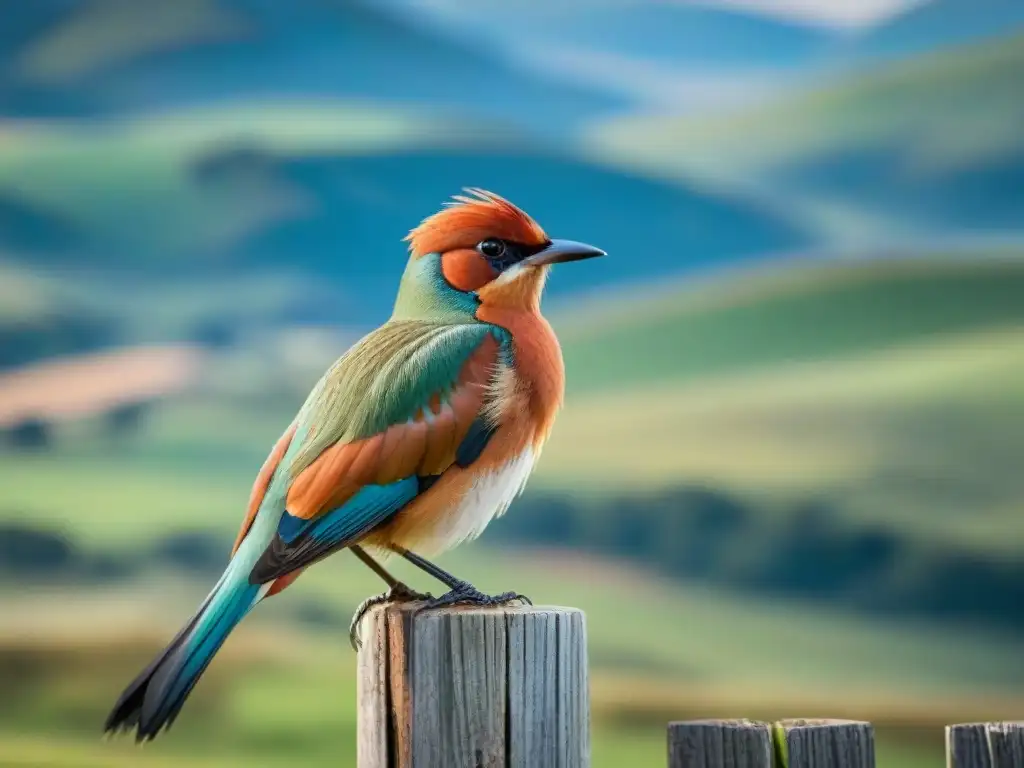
104, 575, 260, 741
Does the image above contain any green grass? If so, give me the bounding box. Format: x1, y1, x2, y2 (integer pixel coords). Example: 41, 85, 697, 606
556, 257, 1024, 395
544, 330, 1024, 551
535, 257, 1024, 553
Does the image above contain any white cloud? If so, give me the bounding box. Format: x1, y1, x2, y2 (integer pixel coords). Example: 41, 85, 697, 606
397, 0, 933, 31
682, 0, 932, 30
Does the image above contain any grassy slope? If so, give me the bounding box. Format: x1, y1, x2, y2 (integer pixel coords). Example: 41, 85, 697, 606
556, 257, 1024, 394
0, 98, 807, 337
585, 32, 1024, 243
3, 0, 619, 130
0, 102, 462, 263
590, 33, 1024, 174
538, 257, 1024, 552
0, 102, 467, 341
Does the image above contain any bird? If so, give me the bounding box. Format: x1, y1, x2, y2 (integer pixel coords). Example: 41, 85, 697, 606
103, 188, 605, 742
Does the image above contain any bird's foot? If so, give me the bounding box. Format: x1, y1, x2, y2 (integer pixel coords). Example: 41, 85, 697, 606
349, 582, 433, 651
415, 581, 531, 613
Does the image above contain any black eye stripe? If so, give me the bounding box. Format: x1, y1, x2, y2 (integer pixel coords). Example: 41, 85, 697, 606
476, 239, 549, 272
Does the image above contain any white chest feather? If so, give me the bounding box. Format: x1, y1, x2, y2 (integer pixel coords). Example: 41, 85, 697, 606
434, 447, 536, 553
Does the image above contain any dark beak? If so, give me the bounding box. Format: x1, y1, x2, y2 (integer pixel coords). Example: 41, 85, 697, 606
522, 239, 606, 267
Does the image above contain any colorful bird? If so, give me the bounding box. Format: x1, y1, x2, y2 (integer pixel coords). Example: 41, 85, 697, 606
103, 188, 605, 742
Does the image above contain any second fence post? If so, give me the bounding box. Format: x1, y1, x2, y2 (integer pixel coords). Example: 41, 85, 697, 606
668, 719, 773, 768
947, 722, 1024, 768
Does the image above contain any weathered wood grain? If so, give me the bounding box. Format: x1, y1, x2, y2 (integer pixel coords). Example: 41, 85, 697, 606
948, 722, 1024, 768
948, 723, 994, 768
667, 719, 773, 768
356, 604, 389, 768
987, 723, 1024, 768
774, 719, 875, 768
356, 603, 589, 768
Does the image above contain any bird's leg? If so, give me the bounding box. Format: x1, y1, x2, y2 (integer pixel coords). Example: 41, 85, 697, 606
348, 545, 432, 650
391, 545, 531, 612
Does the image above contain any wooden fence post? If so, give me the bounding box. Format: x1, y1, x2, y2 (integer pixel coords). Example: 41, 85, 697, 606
667, 719, 875, 768
774, 719, 875, 768
668, 720, 772, 768
947, 722, 1024, 768
357, 603, 588, 768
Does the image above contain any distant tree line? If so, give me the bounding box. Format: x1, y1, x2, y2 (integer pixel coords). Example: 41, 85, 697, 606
3, 484, 1023, 632
490, 488, 1024, 632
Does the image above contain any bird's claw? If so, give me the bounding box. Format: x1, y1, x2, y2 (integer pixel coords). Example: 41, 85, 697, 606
349, 583, 433, 651
414, 582, 532, 613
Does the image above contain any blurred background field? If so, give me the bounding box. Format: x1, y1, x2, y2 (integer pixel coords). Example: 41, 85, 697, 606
2, 1, 1024, 766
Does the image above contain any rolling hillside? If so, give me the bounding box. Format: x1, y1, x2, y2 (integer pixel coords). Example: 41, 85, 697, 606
587, 31, 1024, 245
557, 256, 1024, 393
5, 255, 1021, 557
844, 0, 1024, 62
0, 101, 810, 341
0, 0, 621, 134
537, 257, 1024, 554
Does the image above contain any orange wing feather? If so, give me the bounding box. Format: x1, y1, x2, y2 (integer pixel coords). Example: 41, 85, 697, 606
231, 423, 297, 555
283, 334, 499, 522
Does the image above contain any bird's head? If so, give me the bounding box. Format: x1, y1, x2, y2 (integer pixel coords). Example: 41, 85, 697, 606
392, 188, 605, 320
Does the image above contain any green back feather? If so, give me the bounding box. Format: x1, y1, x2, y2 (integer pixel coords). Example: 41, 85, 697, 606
289, 321, 509, 476
287, 251, 506, 476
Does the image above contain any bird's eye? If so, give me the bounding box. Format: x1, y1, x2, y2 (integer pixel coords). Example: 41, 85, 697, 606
478, 239, 506, 259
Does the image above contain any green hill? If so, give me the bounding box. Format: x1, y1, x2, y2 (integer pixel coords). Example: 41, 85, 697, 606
5, 255, 1021, 555
0, 99, 809, 343
0, 102, 461, 267
0, 0, 620, 134
586, 32, 1024, 245
556, 256, 1024, 394
536, 257, 1024, 557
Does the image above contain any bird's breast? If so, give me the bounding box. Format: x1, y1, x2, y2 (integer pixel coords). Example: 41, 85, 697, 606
478, 306, 565, 443
365, 309, 565, 555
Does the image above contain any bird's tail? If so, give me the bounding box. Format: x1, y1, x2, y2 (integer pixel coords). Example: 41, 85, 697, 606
104, 568, 262, 741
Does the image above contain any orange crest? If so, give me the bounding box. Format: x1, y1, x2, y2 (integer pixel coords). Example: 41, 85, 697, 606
405, 188, 548, 258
